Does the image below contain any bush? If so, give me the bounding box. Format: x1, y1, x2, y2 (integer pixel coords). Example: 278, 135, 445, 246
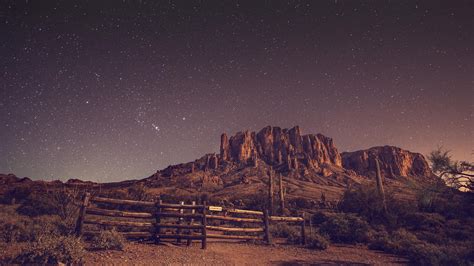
339, 184, 419, 228
338, 185, 388, 223
290, 197, 313, 209
368, 229, 473, 265
306, 232, 329, 250
270, 223, 328, 250
1, 186, 33, 204
270, 223, 299, 239
0, 213, 72, 243
13, 235, 85, 265
402, 212, 445, 231
318, 213, 370, 244
91, 229, 125, 251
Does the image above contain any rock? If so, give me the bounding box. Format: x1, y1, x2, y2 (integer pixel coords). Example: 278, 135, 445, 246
220, 126, 342, 170
341, 146, 432, 178
206, 154, 218, 170
220, 133, 230, 161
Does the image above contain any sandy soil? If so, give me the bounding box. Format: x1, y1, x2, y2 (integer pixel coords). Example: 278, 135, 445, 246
85, 240, 408, 265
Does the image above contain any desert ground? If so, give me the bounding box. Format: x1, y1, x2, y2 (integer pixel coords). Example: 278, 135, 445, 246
83, 241, 407, 265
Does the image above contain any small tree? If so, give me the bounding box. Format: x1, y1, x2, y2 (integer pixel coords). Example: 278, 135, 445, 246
428, 148, 473, 191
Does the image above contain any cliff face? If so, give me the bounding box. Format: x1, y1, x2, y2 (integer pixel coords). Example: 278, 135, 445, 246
341, 146, 433, 178
220, 126, 342, 170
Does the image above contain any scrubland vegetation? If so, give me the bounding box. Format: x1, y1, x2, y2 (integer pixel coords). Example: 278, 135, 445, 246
0, 172, 473, 265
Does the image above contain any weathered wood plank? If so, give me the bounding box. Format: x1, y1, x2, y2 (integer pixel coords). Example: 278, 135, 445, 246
158, 212, 203, 219
227, 208, 264, 216
84, 218, 154, 228
156, 203, 205, 209
270, 216, 304, 222
91, 197, 155, 206
206, 215, 263, 223
263, 209, 272, 245
207, 233, 263, 240
158, 223, 204, 230
83, 231, 153, 238
201, 201, 207, 249
157, 234, 205, 240
75, 192, 90, 237
206, 225, 263, 233
86, 207, 153, 219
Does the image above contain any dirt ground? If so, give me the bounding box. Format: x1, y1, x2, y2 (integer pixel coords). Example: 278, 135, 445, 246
85, 240, 408, 265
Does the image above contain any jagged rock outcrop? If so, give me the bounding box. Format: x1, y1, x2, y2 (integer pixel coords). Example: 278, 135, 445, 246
341, 146, 432, 178
220, 126, 342, 170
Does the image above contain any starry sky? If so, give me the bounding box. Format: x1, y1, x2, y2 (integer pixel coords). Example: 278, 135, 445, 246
1, 1, 473, 182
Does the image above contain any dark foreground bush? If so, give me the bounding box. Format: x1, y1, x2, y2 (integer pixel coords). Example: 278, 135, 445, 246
368, 229, 473, 265
306, 232, 329, 250
0, 213, 71, 243
13, 235, 85, 265
91, 229, 125, 251
270, 223, 300, 239
316, 212, 370, 244
270, 223, 328, 250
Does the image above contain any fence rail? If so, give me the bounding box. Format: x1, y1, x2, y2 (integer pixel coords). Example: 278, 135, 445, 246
75, 193, 307, 249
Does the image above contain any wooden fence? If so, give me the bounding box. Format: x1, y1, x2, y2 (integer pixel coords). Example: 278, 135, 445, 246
75, 193, 306, 249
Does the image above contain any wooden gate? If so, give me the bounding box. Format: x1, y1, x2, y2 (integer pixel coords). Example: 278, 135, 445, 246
75, 193, 306, 249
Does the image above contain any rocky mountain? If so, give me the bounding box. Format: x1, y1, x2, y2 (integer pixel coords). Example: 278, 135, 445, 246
138, 126, 435, 204
0, 126, 437, 205
341, 146, 433, 179
220, 126, 341, 171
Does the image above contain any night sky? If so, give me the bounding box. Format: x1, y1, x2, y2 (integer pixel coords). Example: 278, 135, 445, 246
1, 1, 473, 182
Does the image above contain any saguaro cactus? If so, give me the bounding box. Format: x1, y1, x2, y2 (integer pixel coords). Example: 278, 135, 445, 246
279, 173, 285, 214
375, 156, 388, 215
268, 168, 274, 215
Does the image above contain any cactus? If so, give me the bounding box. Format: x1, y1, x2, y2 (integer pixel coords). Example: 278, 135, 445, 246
278, 173, 285, 214
375, 157, 388, 215
268, 168, 274, 215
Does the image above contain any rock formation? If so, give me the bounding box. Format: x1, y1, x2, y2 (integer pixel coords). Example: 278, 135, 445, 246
220, 126, 342, 171
341, 146, 432, 178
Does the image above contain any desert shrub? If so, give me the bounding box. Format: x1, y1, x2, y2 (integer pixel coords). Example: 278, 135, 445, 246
241, 192, 267, 210
271, 223, 328, 250
402, 212, 445, 232
289, 197, 313, 209
0, 211, 72, 243
445, 219, 474, 241
90, 229, 125, 251
306, 232, 329, 250
318, 213, 370, 244
270, 223, 299, 239
368, 229, 473, 265
1, 186, 33, 204
127, 183, 151, 201
13, 235, 84, 265
338, 185, 386, 221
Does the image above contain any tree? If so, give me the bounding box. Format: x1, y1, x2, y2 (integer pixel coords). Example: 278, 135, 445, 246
428, 147, 474, 191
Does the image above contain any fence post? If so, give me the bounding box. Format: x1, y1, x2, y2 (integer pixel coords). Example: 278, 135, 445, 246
154, 199, 163, 244
263, 209, 272, 245
177, 201, 184, 244
75, 192, 90, 237
201, 201, 207, 249
301, 212, 306, 245
187, 201, 196, 246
